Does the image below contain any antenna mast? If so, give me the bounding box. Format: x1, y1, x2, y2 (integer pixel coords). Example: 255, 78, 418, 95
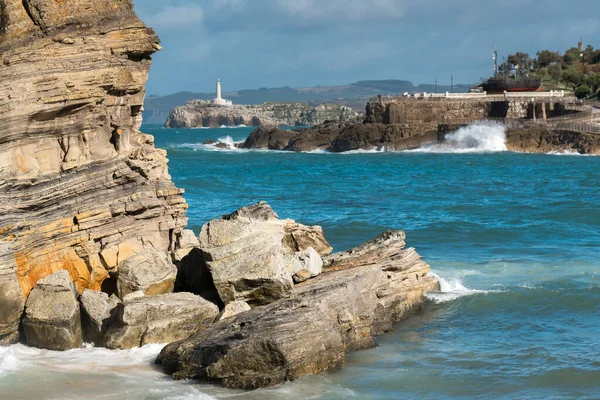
493, 44, 498, 78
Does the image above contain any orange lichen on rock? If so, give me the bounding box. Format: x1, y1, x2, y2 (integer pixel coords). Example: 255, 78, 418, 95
16, 243, 107, 296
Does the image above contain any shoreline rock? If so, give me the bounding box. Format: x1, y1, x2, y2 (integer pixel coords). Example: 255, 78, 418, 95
157, 229, 439, 389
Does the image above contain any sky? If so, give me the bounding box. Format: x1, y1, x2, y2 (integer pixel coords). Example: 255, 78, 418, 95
133, 0, 600, 96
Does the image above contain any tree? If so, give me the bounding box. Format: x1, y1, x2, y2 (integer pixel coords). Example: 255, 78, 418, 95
574, 85, 591, 99
584, 45, 595, 64
562, 68, 584, 89
507, 52, 533, 70
548, 64, 562, 83
536, 50, 562, 68
563, 47, 582, 66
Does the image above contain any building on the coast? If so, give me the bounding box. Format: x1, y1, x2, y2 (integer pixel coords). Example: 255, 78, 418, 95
213, 79, 233, 106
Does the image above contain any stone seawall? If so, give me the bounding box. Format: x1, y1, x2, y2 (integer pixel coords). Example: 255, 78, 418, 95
381, 97, 580, 125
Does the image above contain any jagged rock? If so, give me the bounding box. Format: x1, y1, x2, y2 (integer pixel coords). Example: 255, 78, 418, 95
22, 271, 82, 350
0, 0, 189, 343
157, 231, 439, 389
223, 201, 279, 221
215, 301, 252, 322
165, 101, 358, 128
292, 248, 323, 278
199, 211, 295, 306
173, 230, 200, 263
103, 292, 219, 349
283, 222, 333, 257
293, 269, 312, 284
80, 289, 120, 345
117, 249, 178, 299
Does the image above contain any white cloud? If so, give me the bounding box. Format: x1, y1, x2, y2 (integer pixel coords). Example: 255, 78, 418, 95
272, 0, 404, 22
145, 5, 204, 30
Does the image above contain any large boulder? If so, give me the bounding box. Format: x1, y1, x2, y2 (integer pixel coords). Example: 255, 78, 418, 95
80, 289, 120, 345
103, 292, 219, 349
117, 249, 178, 299
199, 204, 296, 306
22, 270, 82, 350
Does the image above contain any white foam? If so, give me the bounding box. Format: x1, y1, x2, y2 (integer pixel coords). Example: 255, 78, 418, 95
220, 124, 247, 129
546, 150, 595, 156
413, 121, 507, 153
0, 343, 166, 377
426, 272, 491, 303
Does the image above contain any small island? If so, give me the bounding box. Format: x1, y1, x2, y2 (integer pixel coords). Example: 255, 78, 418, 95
165, 79, 359, 128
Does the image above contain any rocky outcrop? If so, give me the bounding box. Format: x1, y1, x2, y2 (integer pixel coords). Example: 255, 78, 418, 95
283, 222, 333, 257
0, 0, 188, 344
165, 101, 359, 128
506, 125, 600, 154
22, 271, 82, 350
242, 121, 439, 152
103, 292, 219, 349
157, 230, 439, 389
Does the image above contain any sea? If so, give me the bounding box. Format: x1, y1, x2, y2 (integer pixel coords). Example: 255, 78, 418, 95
1, 122, 598, 399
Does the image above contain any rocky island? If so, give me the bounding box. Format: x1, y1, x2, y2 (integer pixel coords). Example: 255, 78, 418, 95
165, 99, 359, 128
0, 0, 439, 390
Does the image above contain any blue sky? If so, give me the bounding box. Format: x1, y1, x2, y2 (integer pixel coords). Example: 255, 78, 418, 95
134, 0, 600, 95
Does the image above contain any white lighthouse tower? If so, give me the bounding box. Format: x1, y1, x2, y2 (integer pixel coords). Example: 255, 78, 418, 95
213, 79, 232, 106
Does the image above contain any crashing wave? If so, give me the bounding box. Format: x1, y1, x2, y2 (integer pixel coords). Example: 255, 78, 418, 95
414, 121, 507, 153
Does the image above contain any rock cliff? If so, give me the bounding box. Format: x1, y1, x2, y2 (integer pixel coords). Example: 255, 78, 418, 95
164, 100, 359, 128
0, 0, 188, 344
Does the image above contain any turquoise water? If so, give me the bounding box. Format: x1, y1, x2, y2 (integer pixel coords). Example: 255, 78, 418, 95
1, 125, 598, 399
149, 125, 600, 399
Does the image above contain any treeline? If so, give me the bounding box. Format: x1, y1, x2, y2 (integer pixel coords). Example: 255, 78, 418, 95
505, 44, 600, 99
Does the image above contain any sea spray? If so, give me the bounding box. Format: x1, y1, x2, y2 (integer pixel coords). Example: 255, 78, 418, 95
415, 121, 507, 153
426, 272, 492, 303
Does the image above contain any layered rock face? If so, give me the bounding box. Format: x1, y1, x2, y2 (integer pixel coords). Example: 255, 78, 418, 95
165, 100, 359, 128
157, 230, 439, 389
0, 0, 188, 344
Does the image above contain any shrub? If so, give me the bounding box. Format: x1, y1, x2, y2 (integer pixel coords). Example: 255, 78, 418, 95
574, 85, 591, 99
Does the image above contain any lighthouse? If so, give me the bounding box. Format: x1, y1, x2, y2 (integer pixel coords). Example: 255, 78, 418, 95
213, 79, 232, 106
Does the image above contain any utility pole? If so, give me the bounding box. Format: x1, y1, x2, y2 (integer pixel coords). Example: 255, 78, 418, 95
451, 75, 454, 93
435, 77, 438, 93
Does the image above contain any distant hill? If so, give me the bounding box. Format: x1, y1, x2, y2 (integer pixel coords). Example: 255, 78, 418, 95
143, 80, 472, 125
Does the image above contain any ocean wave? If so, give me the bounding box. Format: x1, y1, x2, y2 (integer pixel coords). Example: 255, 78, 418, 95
546, 150, 595, 157
412, 121, 507, 154
173, 136, 246, 152
426, 272, 494, 303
